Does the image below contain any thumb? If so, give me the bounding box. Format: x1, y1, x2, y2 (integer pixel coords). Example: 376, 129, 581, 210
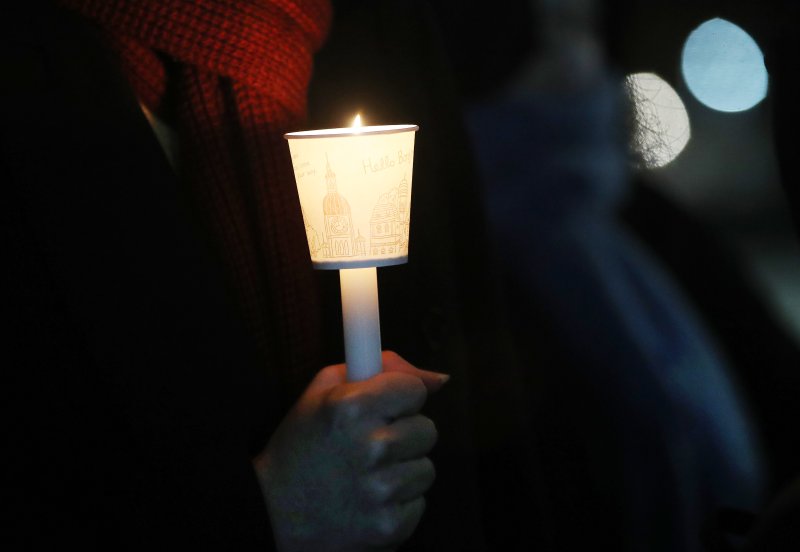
381, 351, 450, 393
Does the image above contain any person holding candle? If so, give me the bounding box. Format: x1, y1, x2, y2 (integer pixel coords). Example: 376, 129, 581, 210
4, 1, 450, 550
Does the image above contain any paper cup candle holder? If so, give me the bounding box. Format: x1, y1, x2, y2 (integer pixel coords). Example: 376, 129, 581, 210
285, 116, 418, 381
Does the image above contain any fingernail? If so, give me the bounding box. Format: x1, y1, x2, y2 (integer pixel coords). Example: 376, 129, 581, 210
435, 373, 451, 384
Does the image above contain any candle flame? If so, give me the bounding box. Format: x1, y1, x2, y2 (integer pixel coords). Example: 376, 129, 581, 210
352, 114, 362, 127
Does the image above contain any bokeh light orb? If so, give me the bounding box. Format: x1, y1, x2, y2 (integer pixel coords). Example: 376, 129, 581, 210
681, 18, 768, 113
625, 72, 691, 169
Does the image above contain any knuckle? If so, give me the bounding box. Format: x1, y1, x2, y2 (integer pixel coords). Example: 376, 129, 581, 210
366, 434, 390, 467
374, 507, 403, 541
367, 499, 426, 546
364, 472, 393, 504
325, 388, 364, 425
406, 377, 428, 410
339, 397, 363, 423
421, 457, 436, 487
408, 415, 437, 454
421, 416, 438, 443
409, 374, 427, 394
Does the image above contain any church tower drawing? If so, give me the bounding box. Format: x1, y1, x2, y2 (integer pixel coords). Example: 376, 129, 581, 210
322, 154, 355, 258
301, 206, 322, 257
354, 230, 367, 256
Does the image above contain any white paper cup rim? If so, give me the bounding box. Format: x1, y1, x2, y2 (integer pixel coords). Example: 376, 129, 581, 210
284, 124, 419, 139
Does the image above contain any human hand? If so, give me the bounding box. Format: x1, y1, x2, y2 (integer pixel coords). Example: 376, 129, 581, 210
253, 351, 448, 552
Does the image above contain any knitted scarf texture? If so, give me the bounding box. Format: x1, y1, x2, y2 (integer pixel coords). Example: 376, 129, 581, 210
59, 0, 332, 396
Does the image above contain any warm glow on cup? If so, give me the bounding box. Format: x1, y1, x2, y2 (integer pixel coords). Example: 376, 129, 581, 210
285, 116, 418, 380
286, 119, 417, 268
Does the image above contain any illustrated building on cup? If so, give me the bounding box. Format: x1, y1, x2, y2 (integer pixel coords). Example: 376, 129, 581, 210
311, 155, 410, 260
321, 155, 356, 258
369, 176, 409, 256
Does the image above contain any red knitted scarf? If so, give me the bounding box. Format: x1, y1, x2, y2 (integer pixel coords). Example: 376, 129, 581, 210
60, 0, 332, 392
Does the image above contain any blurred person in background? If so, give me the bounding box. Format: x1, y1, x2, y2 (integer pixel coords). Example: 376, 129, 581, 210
431, 0, 771, 550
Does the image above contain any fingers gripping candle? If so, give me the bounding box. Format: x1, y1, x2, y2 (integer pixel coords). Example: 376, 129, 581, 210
285, 115, 418, 381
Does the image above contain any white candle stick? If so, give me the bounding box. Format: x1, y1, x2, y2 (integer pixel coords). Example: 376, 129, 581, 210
340, 267, 382, 381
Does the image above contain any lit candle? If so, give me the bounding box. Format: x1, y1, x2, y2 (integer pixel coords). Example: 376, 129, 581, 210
285, 115, 418, 381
